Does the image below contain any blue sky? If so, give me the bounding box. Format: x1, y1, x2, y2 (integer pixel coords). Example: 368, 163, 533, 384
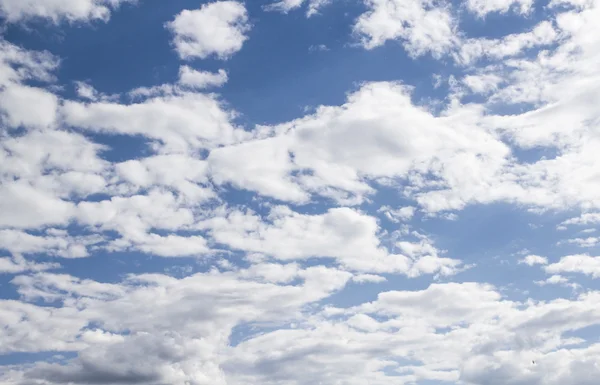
1, 0, 600, 384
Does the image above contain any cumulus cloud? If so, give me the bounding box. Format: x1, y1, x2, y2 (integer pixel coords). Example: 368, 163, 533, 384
62, 91, 247, 153
0, 0, 135, 23
178, 66, 228, 89
465, 0, 534, 17
200, 205, 463, 276
166, 1, 250, 60
354, 0, 458, 57
519, 254, 548, 266
456, 21, 558, 65
0, 255, 60, 274
546, 254, 600, 278
264, 0, 330, 16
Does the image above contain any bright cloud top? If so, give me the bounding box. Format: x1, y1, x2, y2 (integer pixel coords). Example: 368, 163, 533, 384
166, 1, 250, 60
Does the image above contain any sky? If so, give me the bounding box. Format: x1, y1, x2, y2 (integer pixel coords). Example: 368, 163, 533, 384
1, 0, 600, 384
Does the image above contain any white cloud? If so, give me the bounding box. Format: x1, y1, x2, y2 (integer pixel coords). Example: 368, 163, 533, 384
208, 82, 511, 210
0, 40, 59, 85
0, 229, 99, 258
564, 236, 599, 247
227, 282, 600, 385
352, 274, 387, 283
534, 274, 580, 290
456, 21, 558, 65
561, 212, 600, 226
546, 254, 600, 278
353, 0, 458, 57
0, 181, 75, 229
62, 91, 247, 154
519, 254, 548, 266
0, 255, 59, 274
115, 154, 213, 201
0, 0, 134, 23
201, 205, 463, 276
166, 1, 250, 60
264, 0, 330, 16
75, 189, 211, 257
4, 271, 600, 384
465, 0, 534, 17
462, 73, 504, 94
0, 84, 58, 129
178, 66, 228, 89
378, 205, 416, 222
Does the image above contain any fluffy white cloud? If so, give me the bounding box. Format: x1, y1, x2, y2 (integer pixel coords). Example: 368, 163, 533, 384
561, 212, 600, 227
114, 154, 213, 201
62, 92, 247, 153
0, 229, 98, 258
546, 254, 600, 278
201, 205, 463, 276
456, 21, 557, 65
75, 189, 213, 257
166, 1, 250, 60
0, 266, 351, 383
0, 255, 59, 274
264, 0, 330, 16
209, 82, 512, 210
226, 282, 600, 385
0, 0, 134, 23
0, 84, 58, 129
519, 254, 548, 266
465, 0, 533, 17
354, 0, 457, 57
564, 236, 599, 247
0, 181, 76, 229
4, 270, 600, 384
378, 206, 416, 222
178, 66, 228, 89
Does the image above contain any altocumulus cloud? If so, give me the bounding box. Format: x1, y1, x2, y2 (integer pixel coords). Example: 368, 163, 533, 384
2, 0, 600, 384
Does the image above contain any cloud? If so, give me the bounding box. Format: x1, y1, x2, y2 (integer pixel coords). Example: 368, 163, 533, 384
564, 236, 599, 247
0, 181, 76, 229
519, 254, 548, 266
455, 21, 558, 65
378, 206, 416, 222
546, 254, 600, 278
561, 212, 600, 226
0, 255, 60, 274
0, 266, 351, 383
166, 1, 250, 60
465, 0, 534, 17
0, 84, 58, 129
201, 205, 463, 276
178, 66, 228, 89
5, 270, 600, 384
209, 81, 511, 209
225, 282, 600, 385
114, 154, 213, 201
0, 229, 98, 258
0, 0, 135, 23
62, 91, 246, 154
353, 0, 458, 57
264, 0, 330, 16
